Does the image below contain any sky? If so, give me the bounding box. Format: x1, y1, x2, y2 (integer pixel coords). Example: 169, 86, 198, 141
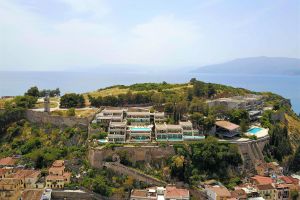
0, 0, 299, 71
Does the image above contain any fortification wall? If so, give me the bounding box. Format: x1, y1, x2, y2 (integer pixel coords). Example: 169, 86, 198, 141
88, 145, 175, 168
25, 110, 89, 128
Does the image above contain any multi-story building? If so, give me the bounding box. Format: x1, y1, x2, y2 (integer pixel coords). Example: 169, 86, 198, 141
9, 169, 41, 189
46, 160, 71, 189
96, 108, 125, 124
213, 120, 240, 138
0, 178, 22, 200
0, 157, 18, 167
127, 111, 151, 125
130, 186, 189, 200
207, 95, 263, 111
108, 121, 127, 143
155, 123, 183, 141
152, 112, 165, 123
256, 184, 276, 200
128, 126, 152, 142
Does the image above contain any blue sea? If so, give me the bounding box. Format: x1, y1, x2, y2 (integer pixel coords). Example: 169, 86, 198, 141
0, 71, 299, 114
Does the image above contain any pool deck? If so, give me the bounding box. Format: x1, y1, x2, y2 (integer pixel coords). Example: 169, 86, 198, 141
245, 126, 269, 138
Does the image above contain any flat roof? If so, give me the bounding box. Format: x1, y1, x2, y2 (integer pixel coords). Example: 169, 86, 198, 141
179, 121, 192, 126
215, 120, 240, 131
127, 111, 150, 115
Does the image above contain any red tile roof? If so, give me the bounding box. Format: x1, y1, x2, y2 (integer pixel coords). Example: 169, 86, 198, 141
165, 186, 189, 199
46, 175, 65, 181
251, 176, 273, 185
11, 169, 40, 179
256, 184, 274, 190
280, 176, 299, 185
0, 157, 17, 166
52, 160, 64, 167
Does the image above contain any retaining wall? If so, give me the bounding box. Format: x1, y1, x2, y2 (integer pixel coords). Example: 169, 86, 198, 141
25, 110, 90, 128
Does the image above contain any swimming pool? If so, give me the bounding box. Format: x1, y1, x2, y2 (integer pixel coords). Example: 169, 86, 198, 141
248, 127, 263, 134
130, 127, 151, 132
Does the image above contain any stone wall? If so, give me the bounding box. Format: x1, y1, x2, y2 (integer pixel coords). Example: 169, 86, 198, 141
103, 162, 167, 186
25, 110, 90, 128
88, 145, 175, 168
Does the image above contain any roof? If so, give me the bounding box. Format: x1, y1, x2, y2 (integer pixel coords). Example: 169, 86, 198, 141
131, 189, 148, 197
52, 160, 64, 167
11, 169, 40, 179
251, 176, 273, 185
206, 186, 231, 197
215, 121, 240, 131
0, 157, 17, 166
256, 184, 274, 190
49, 166, 65, 172
280, 176, 299, 185
165, 186, 189, 199
0, 168, 10, 176
0, 178, 22, 185
21, 189, 44, 200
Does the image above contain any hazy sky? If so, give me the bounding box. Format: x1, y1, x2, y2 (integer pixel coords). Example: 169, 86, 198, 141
0, 0, 299, 71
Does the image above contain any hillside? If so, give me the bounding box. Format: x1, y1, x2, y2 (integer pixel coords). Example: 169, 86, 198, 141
285, 114, 300, 151
193, 57, 300, 75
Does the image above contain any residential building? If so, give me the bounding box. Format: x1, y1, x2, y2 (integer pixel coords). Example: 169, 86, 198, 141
155, 123, 183, 141
256, 184, 276, 200
164, 186, 189, 200
0, 157, 18, 167
179, 121, 204, 140
0, 178, 22, 200
21, 189, 44, 200
206, 95, 263, 111
96, 108, 125, 124
9, 169, 41, 188
127, 111, 151, 125
130, 187, 158, 200
255, 162, 283, 177
275, 184, 290, 200
128, 126, 152, 142
130, 186, 189, 200
250, 176, 274, 185
206, 185, 232, 200
0, 168, 12, 179
108, 121, 127, 143
214, 120, 240, 138
153, 112, 165, 123
46, 160, 71, 189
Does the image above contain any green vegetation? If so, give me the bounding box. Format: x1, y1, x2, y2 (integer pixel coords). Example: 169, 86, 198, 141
60, 93, 85, 108
25, 86, 60, 97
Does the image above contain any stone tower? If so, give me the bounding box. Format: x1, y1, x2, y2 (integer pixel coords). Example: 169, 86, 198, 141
44, 93, 50, 113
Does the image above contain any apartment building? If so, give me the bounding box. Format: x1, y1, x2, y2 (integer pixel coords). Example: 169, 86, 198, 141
128, 126, 152, 142
155, 123, 183, 141
108, 121, 127, 143
127, 111, 151, 125
46, 160, 71, 189
96, 108, 126, 124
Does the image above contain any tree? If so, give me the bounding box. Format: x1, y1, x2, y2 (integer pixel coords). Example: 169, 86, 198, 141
240, 119, 249, 133
207, 83, 216, 98
290, 145, 300, 172
13, 96, 37, 109
66, 108, 75, 116
60, 93, 85, 108
229, 109, 249, 124
25, 86, 40, 97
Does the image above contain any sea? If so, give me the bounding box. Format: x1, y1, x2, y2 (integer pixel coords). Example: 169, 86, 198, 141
0, 71, 299, 114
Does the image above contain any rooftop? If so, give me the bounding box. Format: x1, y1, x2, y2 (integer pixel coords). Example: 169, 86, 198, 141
52, 160, 64, 167
206, 186, 231, 197
131, 189, 148, 197
251, 176, 273, 185
256, 184, 274, 190
11, 169, 40, 179
215, 120, 240, 131
46, 175, 65, 181
127, 111, 150, 116
165, 186, 189, 199
0, 157, 17, 166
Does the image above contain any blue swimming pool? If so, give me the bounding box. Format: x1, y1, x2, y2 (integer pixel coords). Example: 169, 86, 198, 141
248, 127, 263, 134
130, 127, 151, 132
